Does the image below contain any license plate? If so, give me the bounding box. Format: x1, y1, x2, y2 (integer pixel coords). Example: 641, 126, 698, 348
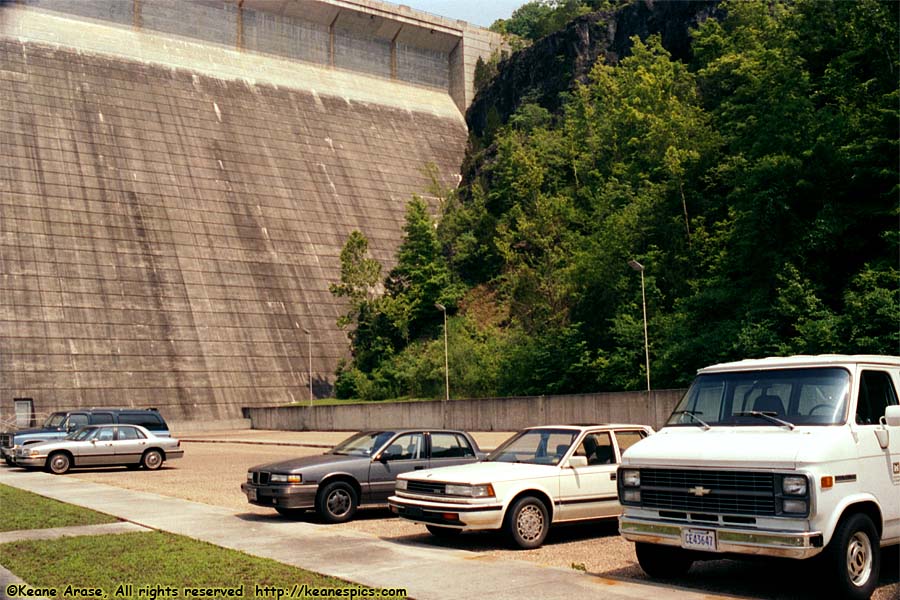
404, 506, 423, 518
247, 488, 257, 501
681, 528, 716, 552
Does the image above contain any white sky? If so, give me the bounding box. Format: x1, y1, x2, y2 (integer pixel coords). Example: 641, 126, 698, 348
400, 0, 528, 28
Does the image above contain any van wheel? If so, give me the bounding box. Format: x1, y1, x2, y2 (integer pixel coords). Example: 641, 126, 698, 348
46, 452, 71, 475
635, 543, 693, 578
821, 513, 880, 600
316, 481, 357, 523
505, 496, 549, 549
141, 449, 163, 470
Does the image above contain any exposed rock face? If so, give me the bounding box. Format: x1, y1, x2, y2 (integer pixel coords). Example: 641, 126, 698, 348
466, 0, 723, 139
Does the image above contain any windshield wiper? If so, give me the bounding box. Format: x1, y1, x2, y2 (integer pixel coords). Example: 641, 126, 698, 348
670, 410, 711, 430
734, 411, 795, 430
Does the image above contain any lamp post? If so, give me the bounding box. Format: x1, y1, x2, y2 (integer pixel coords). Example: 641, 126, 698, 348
302, 328, 313, 407
627, 259, 651, 393
435, 303, 449, 402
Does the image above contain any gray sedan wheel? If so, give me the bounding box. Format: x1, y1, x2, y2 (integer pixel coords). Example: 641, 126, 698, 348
316, 481, 357, 523
47, 452, 71, 475
141, 449, 164, 470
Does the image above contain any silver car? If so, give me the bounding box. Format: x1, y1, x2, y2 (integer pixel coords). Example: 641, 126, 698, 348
14, 424, 184, 474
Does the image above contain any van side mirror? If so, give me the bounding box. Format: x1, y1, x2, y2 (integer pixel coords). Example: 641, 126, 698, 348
884, 405, 900, 427
567, 456, 588, 468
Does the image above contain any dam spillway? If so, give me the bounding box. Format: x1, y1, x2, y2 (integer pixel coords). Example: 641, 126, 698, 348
0, 1, 502, 423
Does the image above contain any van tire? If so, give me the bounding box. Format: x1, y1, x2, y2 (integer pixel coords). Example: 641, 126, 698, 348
821, 513, 880, 600
635, 543, 693, 578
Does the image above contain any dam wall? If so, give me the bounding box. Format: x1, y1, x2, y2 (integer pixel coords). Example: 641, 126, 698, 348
0, 1, 502, 422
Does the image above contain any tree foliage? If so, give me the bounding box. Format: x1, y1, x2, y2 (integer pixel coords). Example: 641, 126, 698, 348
332, 0, 898, 400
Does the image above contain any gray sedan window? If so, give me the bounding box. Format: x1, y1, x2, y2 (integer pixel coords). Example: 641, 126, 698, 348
431, 433, 474, 458
117, 426, 145, 440
384, 433, 424, 460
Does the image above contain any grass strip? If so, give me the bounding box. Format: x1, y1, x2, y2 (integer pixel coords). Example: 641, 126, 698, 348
0, 484, 117, 532
1, 531, 384, 599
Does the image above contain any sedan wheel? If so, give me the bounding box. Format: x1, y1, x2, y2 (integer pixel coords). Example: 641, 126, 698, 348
141, 449, 163, 470
316, 481, 358, 523
47, 452, 71, 475
505, 496, 549, 549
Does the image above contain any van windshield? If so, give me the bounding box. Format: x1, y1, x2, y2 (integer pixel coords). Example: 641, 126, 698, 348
42, 413, 66, 428
667, 367, 850, 427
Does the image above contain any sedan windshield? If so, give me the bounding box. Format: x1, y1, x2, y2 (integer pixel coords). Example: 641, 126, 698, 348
667, 367, 850, 427
331, 431, 396, 456
487, 429, 579, 465
66, 427, 98, 441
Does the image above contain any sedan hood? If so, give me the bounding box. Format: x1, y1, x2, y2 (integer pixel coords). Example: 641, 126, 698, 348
251, 453, 368, 474
402, 460, 558, 484
20, 438, 85, 452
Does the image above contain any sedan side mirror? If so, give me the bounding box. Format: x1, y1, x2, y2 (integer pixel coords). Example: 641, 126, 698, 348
567, 456, 588, 469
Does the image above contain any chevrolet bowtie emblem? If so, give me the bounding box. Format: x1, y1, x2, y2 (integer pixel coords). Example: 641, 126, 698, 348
689, 486, 711, 497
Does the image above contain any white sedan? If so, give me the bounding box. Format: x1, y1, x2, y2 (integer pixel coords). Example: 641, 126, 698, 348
14, 424, 184, 474
389, 424, 653, 548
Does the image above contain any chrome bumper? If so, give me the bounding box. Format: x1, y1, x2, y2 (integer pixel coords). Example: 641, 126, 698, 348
619, 517, 824, 560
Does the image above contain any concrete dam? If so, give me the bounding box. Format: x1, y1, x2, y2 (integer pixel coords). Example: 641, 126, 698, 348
0, 0, 502, 423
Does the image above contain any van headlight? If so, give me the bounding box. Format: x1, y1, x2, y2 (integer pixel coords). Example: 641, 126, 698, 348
621, 469, 641, 487
782, 475, 807, 496
782, 499, 808, 514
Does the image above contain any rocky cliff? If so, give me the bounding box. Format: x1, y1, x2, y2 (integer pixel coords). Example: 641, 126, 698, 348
466, 0, 723, 140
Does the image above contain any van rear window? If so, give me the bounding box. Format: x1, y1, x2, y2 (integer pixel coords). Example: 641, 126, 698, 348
118, 413, 165, 430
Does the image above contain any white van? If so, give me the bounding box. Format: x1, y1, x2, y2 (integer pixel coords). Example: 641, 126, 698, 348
617, 355, 899, 600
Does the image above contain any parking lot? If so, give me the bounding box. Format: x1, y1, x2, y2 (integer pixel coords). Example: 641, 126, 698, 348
51, 433, 899, 600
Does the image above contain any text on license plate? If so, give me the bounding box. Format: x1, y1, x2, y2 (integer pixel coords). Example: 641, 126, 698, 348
681, 528, 716, 551
247, 488, 257, 501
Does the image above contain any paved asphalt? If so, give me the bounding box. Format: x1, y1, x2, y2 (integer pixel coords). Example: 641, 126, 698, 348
0, 469, 744, 600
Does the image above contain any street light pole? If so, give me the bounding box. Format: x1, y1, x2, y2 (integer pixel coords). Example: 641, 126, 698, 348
627, 260, 651, 393
303, 328, 312, 407
435, 303, 449, 402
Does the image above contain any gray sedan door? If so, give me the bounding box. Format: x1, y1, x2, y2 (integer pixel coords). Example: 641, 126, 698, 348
367, 432, 428, 503
77, 427, 116, 466
111, 425, 148, 465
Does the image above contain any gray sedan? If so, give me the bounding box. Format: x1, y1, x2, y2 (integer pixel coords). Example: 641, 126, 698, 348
14, 424, 184, 474
241, 429, 483, 523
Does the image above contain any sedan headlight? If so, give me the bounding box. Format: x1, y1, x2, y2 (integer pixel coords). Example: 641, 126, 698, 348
782, 475, 807, 496
444, 483, 495, 498
621, 469, 641, 487
395, 479, 408, 491
270, 474, 302, 484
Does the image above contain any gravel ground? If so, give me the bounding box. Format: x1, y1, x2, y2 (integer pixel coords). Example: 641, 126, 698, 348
68, 440, 899, 600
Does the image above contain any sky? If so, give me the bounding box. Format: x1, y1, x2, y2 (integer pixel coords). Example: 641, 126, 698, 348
401, 0, 528, 28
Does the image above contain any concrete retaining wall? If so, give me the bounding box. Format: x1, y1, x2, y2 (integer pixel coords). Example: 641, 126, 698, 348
246, 389, 686, 432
